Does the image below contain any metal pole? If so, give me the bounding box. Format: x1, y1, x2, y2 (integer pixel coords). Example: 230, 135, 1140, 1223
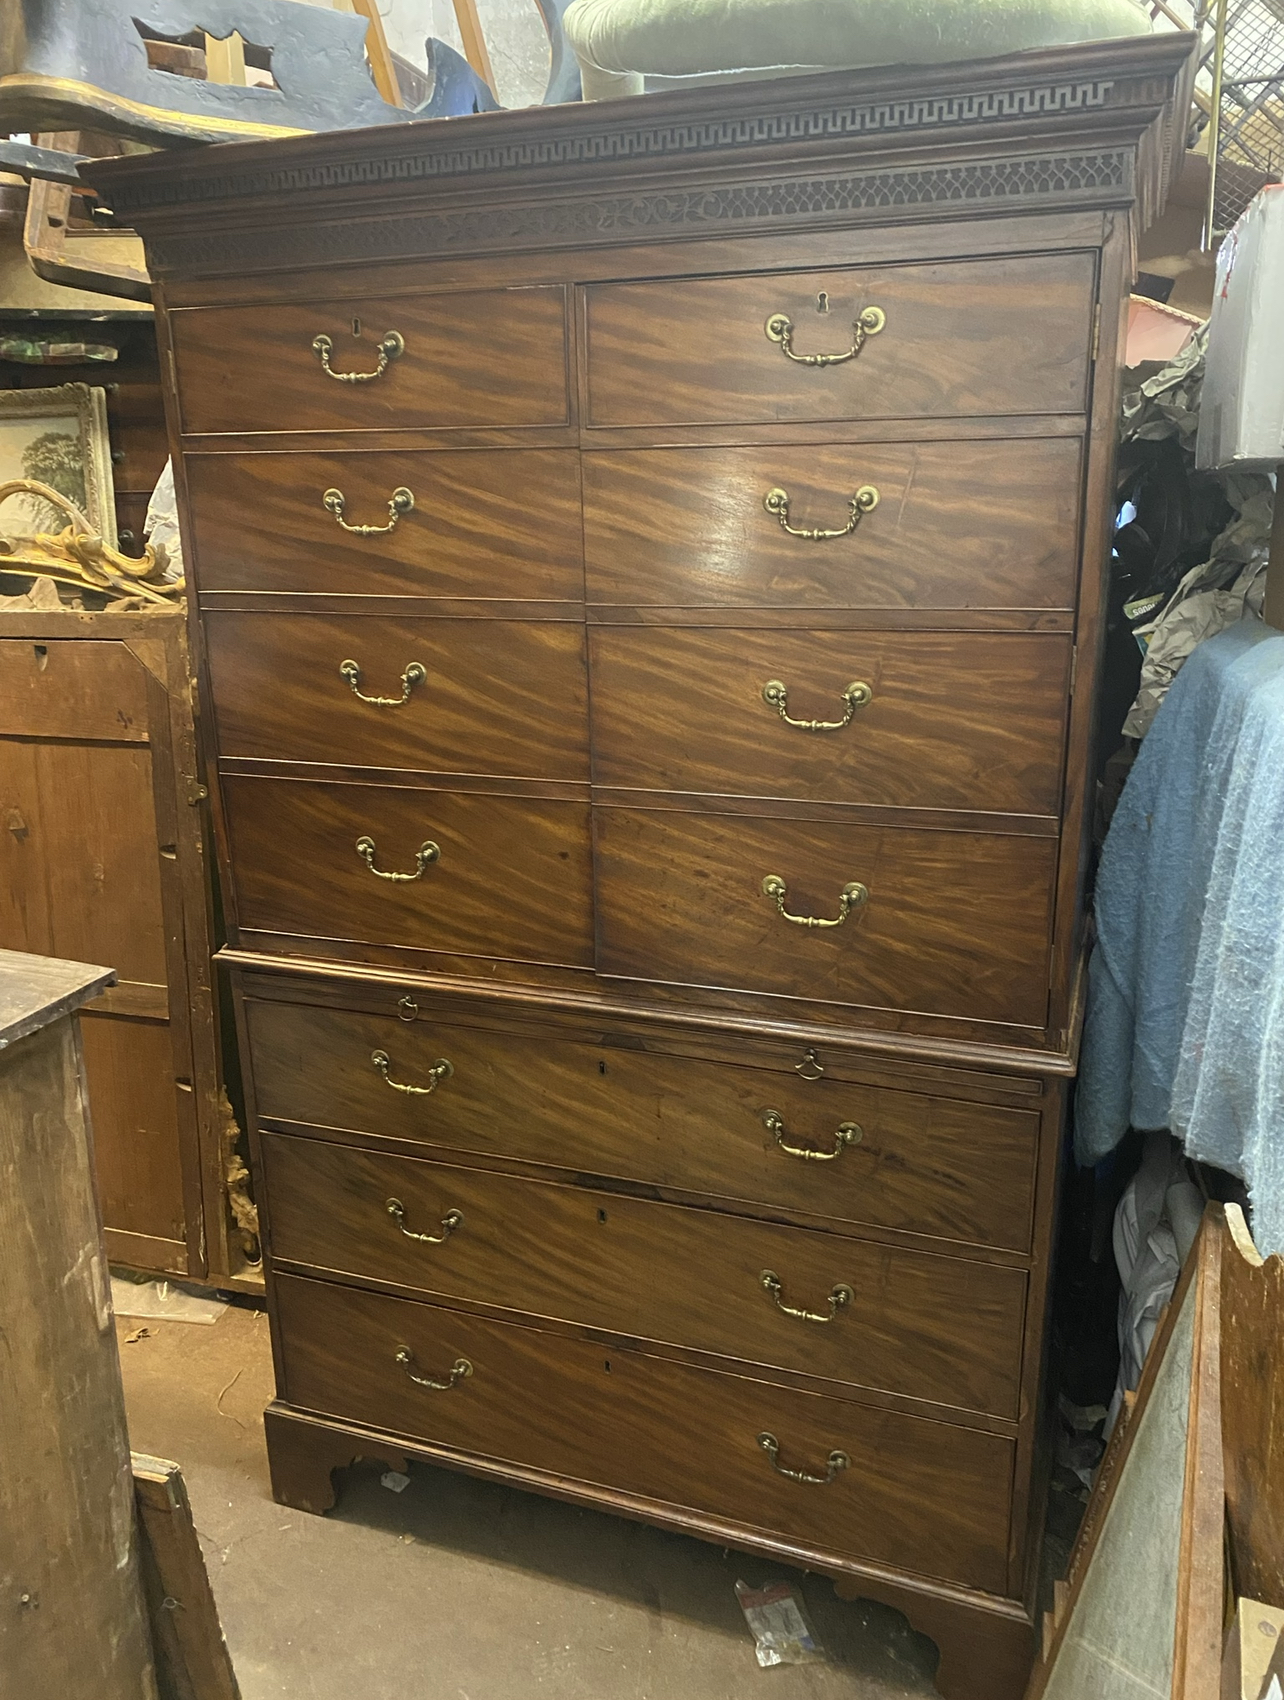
1203, 0, 1231, 248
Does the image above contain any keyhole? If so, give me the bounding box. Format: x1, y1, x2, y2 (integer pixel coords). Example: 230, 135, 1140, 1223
597, 1208, 608, 1224
598, 1060, 607, 1075
816, 291, 829, 314
352, 317, 362, 337
604, 1360, 612, 1372
33, 644, 47, 671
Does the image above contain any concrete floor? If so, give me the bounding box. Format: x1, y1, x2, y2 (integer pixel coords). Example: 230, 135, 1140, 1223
118, 1302, 943, 1699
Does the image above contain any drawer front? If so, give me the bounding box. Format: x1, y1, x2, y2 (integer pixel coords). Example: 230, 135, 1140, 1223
0, 638, 151, 742
246, 997, 1039, 1251
275, 1272, 1014, 1593
207, 613, 588, 781
172, 288, 570, 434
583, 255, 1096, 427
185, 449, 583, 599
595, 809, 1054, 1026
263, 1134, 1026, 1416
583, 438, 1082, 610
223, 777, 593, 967
589, 629, 1070, 815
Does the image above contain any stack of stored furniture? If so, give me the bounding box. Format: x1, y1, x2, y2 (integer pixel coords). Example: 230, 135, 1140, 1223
88, 33, 1195, 1697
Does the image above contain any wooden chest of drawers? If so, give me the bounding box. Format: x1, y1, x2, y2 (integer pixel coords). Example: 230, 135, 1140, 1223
88, 34, 1195, 1698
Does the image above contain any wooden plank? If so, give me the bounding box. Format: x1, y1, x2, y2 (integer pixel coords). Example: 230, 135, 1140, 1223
1221, 1203, 1284, 1608
203, 30, 246, 85
0, 1003, 154, 1698
0, 945, 112, 1045
451, 0, 496, 92
133, 1453, 240, 1700
350, 0, 402, 106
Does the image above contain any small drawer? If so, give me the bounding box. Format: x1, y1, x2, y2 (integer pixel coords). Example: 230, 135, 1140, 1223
594, 808, 1055, 1027
206, 613, 589, 782
582, 437, 1081, 611
185, 448, 583, 599
583, 254, 1096, 427
274, 1272, 1014, 1593
223, 776, 593, 968
589, 628, 1070, 816
263, 1135, 1027, 1416
171, 286, 570, 434
245, 996, 1039, 1252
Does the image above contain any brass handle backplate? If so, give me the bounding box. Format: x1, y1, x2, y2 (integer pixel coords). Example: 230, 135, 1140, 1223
395, 1347, 472, 1389
764, 305, 885, 367
762, 1110, 863, 1161
340, 658, 426, 707
356, 836, 440, 882
764, 485, 879, 542
312, 329, 405, 382
762, 678, 872, 731
757, 1431, 850, 1484
761, 1270, 853, 1324
386, 1199, 463, 1244
761, 875, 868, 929
372, 1049, 453, 1095
323, 486, 415, 535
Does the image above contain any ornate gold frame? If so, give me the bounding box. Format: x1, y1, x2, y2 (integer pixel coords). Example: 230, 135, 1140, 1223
0, 383, 117, 546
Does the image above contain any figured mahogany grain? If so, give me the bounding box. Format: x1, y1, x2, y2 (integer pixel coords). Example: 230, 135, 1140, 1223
184, 448, 583, 598
223, 776, 593, 966
264, 1139, 1025, 1414
273, 1271, 1014, 1593
582, 438, 1082, 610
589, 628, 1070, 815
582, 255, 1095, 426
205, 612, 588, 780
172, 287, 570, 434
245, 995, 1040, 1251
595, 809, 1054, 1025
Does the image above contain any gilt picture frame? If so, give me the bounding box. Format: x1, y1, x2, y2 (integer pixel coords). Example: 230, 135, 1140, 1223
0, 383, 117, 546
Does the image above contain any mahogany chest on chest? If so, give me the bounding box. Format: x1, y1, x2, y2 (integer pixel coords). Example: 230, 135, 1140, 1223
90, 36, 1194, 1697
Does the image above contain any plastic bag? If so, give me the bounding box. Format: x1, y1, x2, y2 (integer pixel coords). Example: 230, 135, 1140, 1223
734, 1580, 823, 1667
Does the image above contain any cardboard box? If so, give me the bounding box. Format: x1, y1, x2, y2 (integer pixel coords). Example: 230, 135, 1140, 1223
1196, 185, 1284, 473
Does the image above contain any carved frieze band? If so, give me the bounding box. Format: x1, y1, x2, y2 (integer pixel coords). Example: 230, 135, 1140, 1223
109, 75, 1121, 215
147, 147, 1132, 275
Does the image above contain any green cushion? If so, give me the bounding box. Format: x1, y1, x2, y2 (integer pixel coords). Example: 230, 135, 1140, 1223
564, 0, 1152, 98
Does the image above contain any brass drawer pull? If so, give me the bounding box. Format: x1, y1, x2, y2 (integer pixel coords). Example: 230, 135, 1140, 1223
763, 485, 879, 542
795, 1047, 825, 1081
394, 1347, 472, 1389
323, 486, 415, 536
761, 1269, 853, 1323
371, 1049, 453, 1095
339, 658, 427, 707
762, 1110, 863, 1161
757, 1431, 849, 1485
356, 836, 440, 882
761, 875, 868, 929
312, 329, 405, 382
387, 1199, 464, 1243
762, 678, 871, 731
764, 305, 884, 367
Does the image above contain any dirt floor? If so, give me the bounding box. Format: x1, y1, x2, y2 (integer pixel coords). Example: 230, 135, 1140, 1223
118, 1300, 943, 1699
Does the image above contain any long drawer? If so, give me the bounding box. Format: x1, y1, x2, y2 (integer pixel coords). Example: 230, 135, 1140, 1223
262, 1133, 1026, 1416
595, 808, 1055, 1026
245, 997, 1040, 1252
582, 437, 1082, 611
589, 628, 1070, 814
185, 448, 583, 599
172, 287, 570, 434
274, 1272, 1014, 1593
223, 777, 593, 967
582, 254, 1096, 427
206, 613, 588, 780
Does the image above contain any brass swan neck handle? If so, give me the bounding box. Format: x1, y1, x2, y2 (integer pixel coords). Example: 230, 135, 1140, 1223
764, 305, 885, 367
761, 1110, 863, 1161
761, 875, 868, 929
340, 659, 426, 707
757, 1432, 850, 1484
312, 330, 404, 381
323, 486, 414, 536
762, 678, 872, 731
763, 485, 879, 542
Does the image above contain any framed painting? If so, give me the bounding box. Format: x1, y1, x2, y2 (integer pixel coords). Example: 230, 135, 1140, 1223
0, 383, 117, 546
